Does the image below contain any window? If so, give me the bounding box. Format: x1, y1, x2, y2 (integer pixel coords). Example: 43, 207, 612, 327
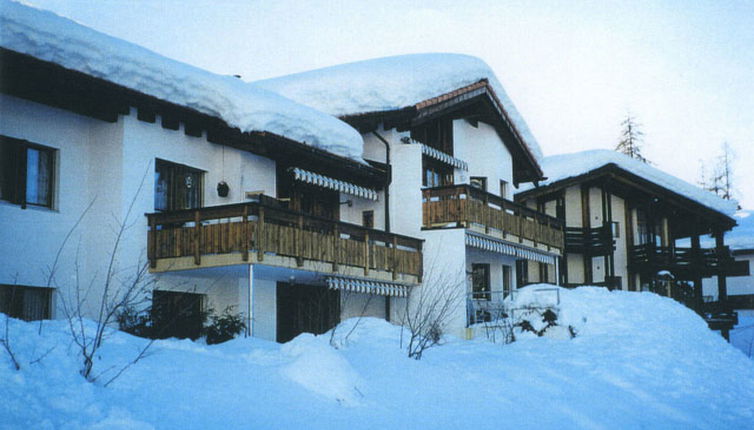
362, 210, 374, 229
470, 177, 487, 192
0, 136, 55, 209
411, 118, 453, 154
538, 262, 549, 283
155, 159, 203, 211
500, 180, 509, 199
422, 157, 453, 188
502, 265, 512, 298
471, 263, 491, 300
0, 284, 52, 321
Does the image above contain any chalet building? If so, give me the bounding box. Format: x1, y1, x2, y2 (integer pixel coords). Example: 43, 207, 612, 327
515, 150, 747, 336
257, 55, 565, 336
703, 210, 754, 309
0, 2, 423, 342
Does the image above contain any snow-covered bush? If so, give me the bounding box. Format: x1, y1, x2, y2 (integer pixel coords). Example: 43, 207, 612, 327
203, 306, 246, 345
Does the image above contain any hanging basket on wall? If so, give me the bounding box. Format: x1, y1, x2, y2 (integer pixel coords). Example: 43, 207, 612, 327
216, 180, 230, 198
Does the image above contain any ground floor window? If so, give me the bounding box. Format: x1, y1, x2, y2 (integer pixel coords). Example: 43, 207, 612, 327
502, 265, 513, 298
0, 284, 52, 320
471, 263, 491, 300
276, 283, 340, 343
151, 290, 205, 340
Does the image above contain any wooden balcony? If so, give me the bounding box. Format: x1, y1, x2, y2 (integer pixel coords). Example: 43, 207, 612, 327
146, 196, 423, 282
628, 244, 735, 278
422, 185, 564, 251
564, 225, 615, 255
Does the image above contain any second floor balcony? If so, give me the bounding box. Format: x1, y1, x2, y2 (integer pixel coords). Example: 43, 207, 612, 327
564, 225, 615, 255
147, 195, 423, 282
628, 244, 738, 278
422, 184, 564, 251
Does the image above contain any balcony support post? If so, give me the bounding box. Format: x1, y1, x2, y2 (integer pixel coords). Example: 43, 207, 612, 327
691, 233, 703, 314
148, 215, 157, 269
332, 224, 339, 272
242, 205, 249, 262
714, 230, 728, 303
364, 231, 370, 276
296, 215, 304, 267
193, 210, 201, 266
257, 206, 265, 261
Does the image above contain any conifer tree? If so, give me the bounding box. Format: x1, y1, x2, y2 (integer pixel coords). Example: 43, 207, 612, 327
615, 114, 648, 163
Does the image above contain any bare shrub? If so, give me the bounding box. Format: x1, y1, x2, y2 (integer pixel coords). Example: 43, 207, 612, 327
401, 272, 464, 360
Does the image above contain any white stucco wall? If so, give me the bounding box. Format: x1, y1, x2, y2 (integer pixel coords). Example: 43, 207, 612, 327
453, 119, 513, 197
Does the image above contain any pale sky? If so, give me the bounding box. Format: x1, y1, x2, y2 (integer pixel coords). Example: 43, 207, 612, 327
25, 0, 754, 209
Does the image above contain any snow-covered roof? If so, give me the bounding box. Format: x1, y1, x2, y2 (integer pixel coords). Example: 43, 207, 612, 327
0, 0, 365, 162
255, 53, 543, 161
519, 149, 738, 216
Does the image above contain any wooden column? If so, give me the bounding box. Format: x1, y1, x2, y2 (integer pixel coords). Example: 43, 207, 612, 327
691, 233, 704, 314
193, 210, 202, 265
392, 236, 398, 280
257, 206, 265, 261
332, 224, 339, 272
148, 215, 157, 268
715, 230, 728, 303
364, 231, 370, 276
296, 215, 304, 267
581, 185, 593, 284
242, 205, 249, 262
625, 204, 635, 291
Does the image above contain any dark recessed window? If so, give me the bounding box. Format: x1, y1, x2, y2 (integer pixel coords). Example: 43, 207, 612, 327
0, 284, 53, 321
362, 210, 374, 229
155, 159, 203, 212
0, 136, 55, 209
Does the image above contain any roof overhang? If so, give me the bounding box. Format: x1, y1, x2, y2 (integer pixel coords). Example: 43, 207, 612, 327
0, 47, 386, 188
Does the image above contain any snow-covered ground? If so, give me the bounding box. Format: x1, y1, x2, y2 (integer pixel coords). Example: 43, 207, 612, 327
2, 286, 754, 429
732, 310, 754, 359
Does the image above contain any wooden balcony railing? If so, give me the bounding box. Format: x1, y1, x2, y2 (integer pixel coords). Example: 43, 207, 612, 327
564, 225, 615, 255
628, 244, 733, 277
146, 195, 423, 280
422, 185, 564, 250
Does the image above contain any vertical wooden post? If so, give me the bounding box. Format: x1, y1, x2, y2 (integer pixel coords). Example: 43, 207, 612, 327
193, 210, 201, 266
242, 205, 249, 262
296, 215, 304, 267
625, 204, 635, 291
332, 224, 339, 272
148, 216, 157, 268
364, 231, 370, 276
691, 233, 703, 314
581, 185, 592, 284
715, 230, 728, 303
257, 206, 265, 261
392, 236, 398, 280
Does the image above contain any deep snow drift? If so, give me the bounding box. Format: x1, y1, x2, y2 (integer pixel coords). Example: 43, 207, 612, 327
2, 286, 754, 429
0, 0, 365, 161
